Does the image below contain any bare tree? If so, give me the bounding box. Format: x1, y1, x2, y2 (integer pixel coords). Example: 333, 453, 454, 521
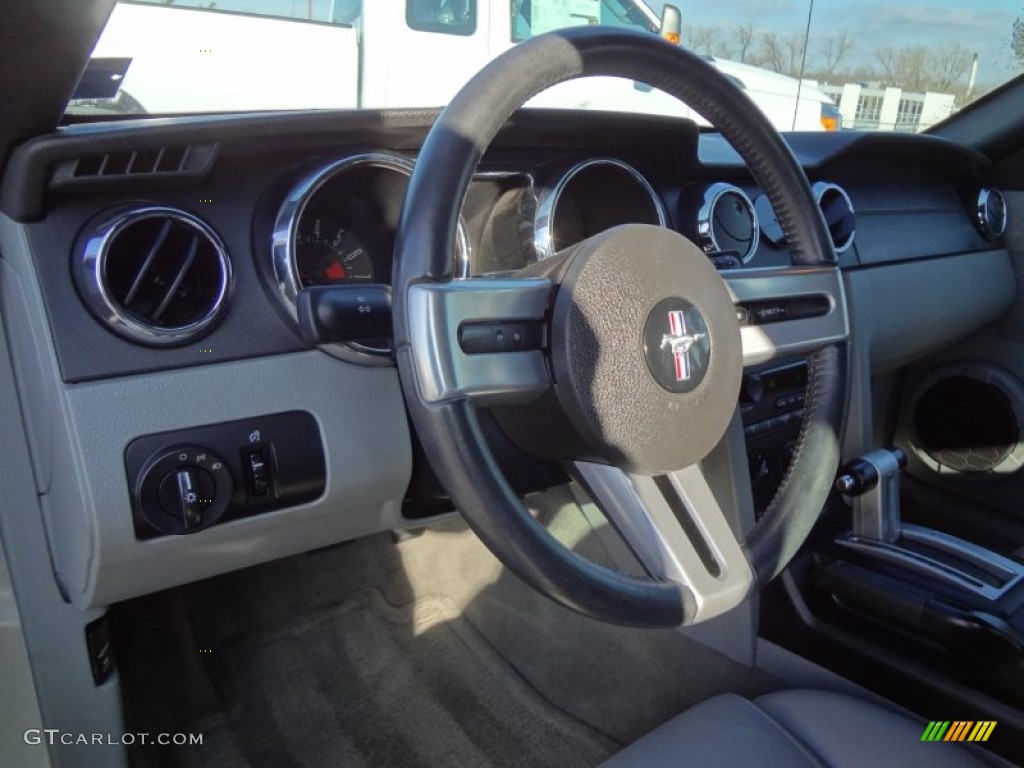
758, 31, 785, 73
876, 45, 929, 90
931, 42, 972, 91
1015, 17, 1024, 66
783, 32, 806, 76
682, 24, 711, 54
735, 22, 757, 63
821, 31, 854, 76
877, 43, 972, 92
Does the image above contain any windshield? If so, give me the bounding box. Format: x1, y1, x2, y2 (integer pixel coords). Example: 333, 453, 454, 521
67, 0, 1023, 133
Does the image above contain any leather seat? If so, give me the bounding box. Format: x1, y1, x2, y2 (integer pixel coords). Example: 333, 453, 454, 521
601, 690, 998, 767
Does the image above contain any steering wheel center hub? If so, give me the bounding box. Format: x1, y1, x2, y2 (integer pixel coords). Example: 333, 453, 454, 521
549, 224, 742, 474
643, 297, 712, 394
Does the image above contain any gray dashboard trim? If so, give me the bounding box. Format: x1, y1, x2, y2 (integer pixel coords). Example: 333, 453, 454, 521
0, 239, 127, 766
2, 213, 414, 609
66, 352, 413, 608
844, 248, 1015, 375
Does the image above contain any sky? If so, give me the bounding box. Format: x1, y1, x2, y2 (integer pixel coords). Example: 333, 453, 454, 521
648, 0, 1022, 85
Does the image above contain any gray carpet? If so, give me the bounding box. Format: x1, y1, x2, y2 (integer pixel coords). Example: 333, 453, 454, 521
113, 486, 782, 766
159, 588, 616, 767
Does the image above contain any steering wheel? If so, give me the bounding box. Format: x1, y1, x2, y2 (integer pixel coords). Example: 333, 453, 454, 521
392, 27, 849, 628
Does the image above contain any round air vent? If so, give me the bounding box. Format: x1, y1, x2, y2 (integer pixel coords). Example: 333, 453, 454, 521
76, 206, 232, 346
975, 187, 1008, 239
694, 183, 759, 263
904, 363, 1024, 479
812, 182, 855, 254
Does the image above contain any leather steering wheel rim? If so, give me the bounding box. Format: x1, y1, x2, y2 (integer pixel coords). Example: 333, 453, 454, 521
392, 27, 848, 628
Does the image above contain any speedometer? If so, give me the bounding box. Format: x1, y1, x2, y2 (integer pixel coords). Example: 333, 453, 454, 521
272, 151, 470, 362
296, 215, 374, 285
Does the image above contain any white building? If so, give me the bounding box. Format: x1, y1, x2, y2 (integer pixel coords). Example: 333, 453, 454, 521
817, 83, 957, 132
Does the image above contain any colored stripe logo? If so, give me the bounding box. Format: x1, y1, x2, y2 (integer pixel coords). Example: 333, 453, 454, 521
921, 721, 996, 742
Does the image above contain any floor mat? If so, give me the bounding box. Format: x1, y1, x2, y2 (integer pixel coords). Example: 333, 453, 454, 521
157, 588, 618, 768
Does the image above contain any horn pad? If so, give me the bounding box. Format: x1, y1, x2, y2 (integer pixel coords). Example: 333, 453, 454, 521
550, 224, 742, 474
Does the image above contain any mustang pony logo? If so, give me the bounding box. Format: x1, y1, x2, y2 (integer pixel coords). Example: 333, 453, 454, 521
660, 310, 706, 382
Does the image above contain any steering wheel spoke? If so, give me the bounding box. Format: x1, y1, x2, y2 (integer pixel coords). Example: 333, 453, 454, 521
725, 266, 849, 368
392, 27, 849, 626
405, 277, 553, 405
574, 461, 754, 623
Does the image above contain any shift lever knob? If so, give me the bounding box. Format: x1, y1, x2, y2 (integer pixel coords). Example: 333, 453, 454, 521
836, 447, 906, 543
836, 447, 906, 496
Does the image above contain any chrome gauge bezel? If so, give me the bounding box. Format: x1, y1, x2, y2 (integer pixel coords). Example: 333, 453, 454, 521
271, 151, 471, 358
695, 182, 760, 263
811, 181, 856, 254
976, 187, 1008, 240
533, 158, 668, 261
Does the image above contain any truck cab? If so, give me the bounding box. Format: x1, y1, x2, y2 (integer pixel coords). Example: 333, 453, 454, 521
84, 0, 836, 131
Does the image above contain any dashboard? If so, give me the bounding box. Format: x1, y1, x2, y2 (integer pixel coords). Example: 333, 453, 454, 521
0, 107, 1013, 609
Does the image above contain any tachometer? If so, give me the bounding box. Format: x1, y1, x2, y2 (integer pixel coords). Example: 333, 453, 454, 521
296, 215, 374, 284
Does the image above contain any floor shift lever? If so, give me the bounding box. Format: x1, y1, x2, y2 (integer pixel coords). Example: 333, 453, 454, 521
826, 447, 1024, 705
832, 447, 1024, 603
835, 448, 907, 543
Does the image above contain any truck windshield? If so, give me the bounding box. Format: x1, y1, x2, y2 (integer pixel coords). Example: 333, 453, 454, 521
512, 0, 655, 40
66, 0, 1022, 135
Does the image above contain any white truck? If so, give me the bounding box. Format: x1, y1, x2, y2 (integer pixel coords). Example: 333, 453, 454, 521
76, 0, 838, 132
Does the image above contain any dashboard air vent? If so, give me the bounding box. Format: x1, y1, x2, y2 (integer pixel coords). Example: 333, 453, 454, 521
975, 188, 1008, 240
75, 207, 232, 346
812, 182, 855, 254
73, 146, 190, 177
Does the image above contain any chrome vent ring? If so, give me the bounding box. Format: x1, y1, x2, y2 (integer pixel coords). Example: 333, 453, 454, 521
812, 182, 856, 254
75, 206, 232, 346
976, 187, 1008, 239
695, 182, 759, 263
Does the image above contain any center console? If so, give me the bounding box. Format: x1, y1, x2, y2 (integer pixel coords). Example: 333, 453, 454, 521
742, 360, 1024, 709
816, 447, 1024, 704
741, 361, 806, 515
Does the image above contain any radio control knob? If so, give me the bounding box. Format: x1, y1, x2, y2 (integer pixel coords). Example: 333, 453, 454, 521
743, 375, 765, 402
